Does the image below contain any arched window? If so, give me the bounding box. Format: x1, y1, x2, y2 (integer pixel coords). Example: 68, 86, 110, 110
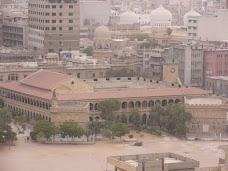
122, 102, 127, 109
175, 99, 180, 103
155, 100, 161, 105
128, 101, 134, 108
168, 99, 174, 104
94, 103, 98, 110
89, 117, 93, 122
135, 101, 141, 108
95, 116, 100, 121
142, 114, 147, 125
129, 115, 133, 123
89, 103, 94, 111
162, 100, 167, 106
46, 103, 49, 110
142, 101, 147, 108
148, 100, 154, 107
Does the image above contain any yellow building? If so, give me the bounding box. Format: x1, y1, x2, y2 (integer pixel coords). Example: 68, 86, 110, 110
0, 69, 211, 128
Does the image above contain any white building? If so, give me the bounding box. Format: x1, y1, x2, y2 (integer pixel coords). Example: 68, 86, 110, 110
150, 5, 172, 27
183, 9, 201, 42
119, 9, 138, 25
197, 9, 228, 41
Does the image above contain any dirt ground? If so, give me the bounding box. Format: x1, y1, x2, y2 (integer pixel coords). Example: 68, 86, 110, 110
0, 132, 227, 171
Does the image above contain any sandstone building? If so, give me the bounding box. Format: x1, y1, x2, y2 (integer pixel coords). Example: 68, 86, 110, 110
0, 69, 215, 130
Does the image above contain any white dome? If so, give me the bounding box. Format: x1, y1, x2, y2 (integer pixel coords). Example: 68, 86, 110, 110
119, 9, 138, 25
94, 25, 111, 39
183, 9, 201, 27
150, 5, 172, 27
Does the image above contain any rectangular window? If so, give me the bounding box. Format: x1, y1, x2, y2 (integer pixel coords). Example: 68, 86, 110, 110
69, 13, 73, 16
52, 13, 56, 16
52, 20, 56, 23
69, 20, 73, 23
52, 27, 56, 30
52, 5, 56, 8
77, 73, 80, 78
59, 13, 62, 16
59, 27, 62, 30
69, 27, 73, 30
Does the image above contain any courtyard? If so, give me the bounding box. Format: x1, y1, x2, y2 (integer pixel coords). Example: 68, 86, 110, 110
0, 132, 226, 171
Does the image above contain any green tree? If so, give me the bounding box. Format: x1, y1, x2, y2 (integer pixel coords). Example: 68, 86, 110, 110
0, 98, 4, 108
140, 39, 159, 49
0, 108, 16, 143
83, 46, 93, 56
14, 115, 27, 134
120, 112, 128, 124
88, 121, 103, 135
164, 104, 192, 135
97, 99, 120, 121
105, 68, 138, 78
59, 120, 84, 140
130, 109, 142, 131
111, 122, 129, 140
148, 104, 165, 129
31, 120, 57, 140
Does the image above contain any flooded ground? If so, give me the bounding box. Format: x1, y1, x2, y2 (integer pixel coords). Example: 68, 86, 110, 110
0, 132, 227, 171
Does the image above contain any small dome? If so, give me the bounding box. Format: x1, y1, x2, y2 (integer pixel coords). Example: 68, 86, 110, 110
119, 9, 138, 25
94, 25, 111, 38
184, 9, 201, 27
150, 5, 172, 27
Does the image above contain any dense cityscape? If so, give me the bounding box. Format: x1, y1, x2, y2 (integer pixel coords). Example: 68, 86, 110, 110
0, 0, 228, 171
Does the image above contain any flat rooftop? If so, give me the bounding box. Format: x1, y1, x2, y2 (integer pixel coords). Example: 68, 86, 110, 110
108, 153, 199, 171
185, 98, 223, 105
84, 77, 174, 91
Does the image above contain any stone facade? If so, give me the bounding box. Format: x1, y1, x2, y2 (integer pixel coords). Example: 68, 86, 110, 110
107, 153, 199, 171
185, 97, 227, 134
0, 69, 210, 127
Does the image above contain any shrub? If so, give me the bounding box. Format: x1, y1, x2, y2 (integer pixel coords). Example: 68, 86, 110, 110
134, 141, 143, 146
128, 134, 134, 139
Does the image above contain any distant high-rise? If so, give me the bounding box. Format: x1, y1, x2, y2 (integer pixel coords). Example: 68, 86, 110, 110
28, 0, 80, 54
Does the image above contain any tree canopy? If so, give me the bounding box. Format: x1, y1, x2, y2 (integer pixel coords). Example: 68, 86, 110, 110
111, 122, 129, 140
59, 120, 84, 140
83, 46, 93, 56
30, 120, 57, 140
97, 99, 121, 121
149, 103, 192, 136
105, 68, 138, 78
0, 108, 16, 143
129, 109, 142, 131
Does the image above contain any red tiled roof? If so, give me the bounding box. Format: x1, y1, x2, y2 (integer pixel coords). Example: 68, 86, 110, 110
0, 81, 52, 100
0, 81, 209, 102
20, 69, 71, 90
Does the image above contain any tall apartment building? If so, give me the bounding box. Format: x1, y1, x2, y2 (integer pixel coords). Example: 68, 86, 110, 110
3, 11, 29, 47
28, 0, 80, 54
173, 43, 204, 87
204, 49, 228, 78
